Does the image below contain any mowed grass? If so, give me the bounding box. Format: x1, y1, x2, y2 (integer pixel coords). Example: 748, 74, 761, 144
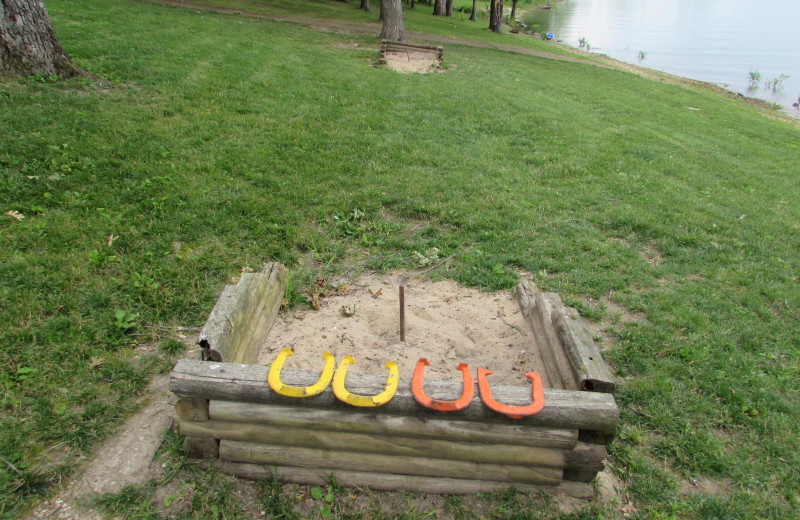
1, 0, 799, 518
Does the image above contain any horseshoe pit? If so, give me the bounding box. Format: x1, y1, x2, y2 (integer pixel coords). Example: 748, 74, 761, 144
171, 263, 619, 497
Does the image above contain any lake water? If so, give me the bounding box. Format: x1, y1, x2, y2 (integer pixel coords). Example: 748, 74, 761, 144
525, 0, 800, 116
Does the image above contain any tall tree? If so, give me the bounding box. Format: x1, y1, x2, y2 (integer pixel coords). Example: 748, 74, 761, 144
510, 0, 518, 20
380, 0, 405, 41
0, 0, 81, 77
469, 0, 477, 21
360, 0, 370, 12
432, 0, 444, 16
489, 0, 503, 34
445, 0, 453, 17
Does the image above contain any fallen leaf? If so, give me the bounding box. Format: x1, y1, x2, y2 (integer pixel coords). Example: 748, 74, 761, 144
89, 356, 105, 370
107, 234, 118, 247
4, 210, 24, 221
368, 288, 383, 298
341, 303, 356, 317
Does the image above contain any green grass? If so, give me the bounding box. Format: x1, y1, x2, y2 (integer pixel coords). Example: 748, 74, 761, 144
1, 0, 799, 518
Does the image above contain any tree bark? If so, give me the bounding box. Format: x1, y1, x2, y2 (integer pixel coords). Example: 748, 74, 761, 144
380, 0, 405, 41
445, 0, 453, 16
432, 0, 443, 16
510, 0, 518, 20
469, 0, 477, 21
0, 0, 81, 78
360, 0, 370, 12
489, 0, 503, 34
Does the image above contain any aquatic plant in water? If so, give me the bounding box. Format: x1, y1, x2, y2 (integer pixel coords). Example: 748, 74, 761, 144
748, 70, 761, 87
638, 51, 647, 60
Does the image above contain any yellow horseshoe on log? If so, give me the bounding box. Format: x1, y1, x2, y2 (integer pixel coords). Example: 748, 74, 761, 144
268, 348, 335, 398
332, 355, 398, 407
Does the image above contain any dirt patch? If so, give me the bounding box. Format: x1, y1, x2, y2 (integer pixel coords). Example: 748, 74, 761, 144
383, 49, 441, 74
257, 272, 550, 387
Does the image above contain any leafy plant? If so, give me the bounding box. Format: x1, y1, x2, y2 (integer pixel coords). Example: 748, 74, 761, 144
113, 309, 139, 332
748, 70, 761, 87
310, 485, 337, 518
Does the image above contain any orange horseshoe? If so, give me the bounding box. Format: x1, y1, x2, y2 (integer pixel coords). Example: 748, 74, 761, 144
477, 367, 545, 419
411, 358, 474, 412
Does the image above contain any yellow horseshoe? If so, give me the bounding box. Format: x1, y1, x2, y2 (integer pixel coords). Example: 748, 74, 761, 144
268, 348, 335, 398
332, 355, 398, 407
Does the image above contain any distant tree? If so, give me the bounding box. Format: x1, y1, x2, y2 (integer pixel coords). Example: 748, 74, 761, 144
0, 0, 81, 78
510, 0, 518, 20
469, 0, 477, 21
432, 0, 444, 16
380, 0, 405, 41
360, 0, 370, 12
489, 0, 503, 34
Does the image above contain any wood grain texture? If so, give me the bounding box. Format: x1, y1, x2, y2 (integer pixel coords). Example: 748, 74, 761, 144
219, 440, 563, 484
179, 419, 605, 469
175, 399, 209, 421
209, 401, 579, 449
553, 305, 616, 393
198, 263, 287, 364
216, 461, 594, 497
171, 359, 620, 431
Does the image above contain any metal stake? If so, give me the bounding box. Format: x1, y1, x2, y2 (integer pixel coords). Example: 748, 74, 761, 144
399, 285, 405, 342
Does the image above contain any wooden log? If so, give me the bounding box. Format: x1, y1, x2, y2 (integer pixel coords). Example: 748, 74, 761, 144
536, 293, 582, 390
563, 467, 600, 483
179, 420, 605, 469
552, 305, 616, 393
209, 402, 578, 449
170, 360, 620, 432
175, 399, 209, 421
381, 40, 442, 52
182, 435, 219, 459
198, 262, 287, 364
515, 282, 558, 389
217, 461, 594, 498
219, 440, 563, 484
579, 429, 617, 446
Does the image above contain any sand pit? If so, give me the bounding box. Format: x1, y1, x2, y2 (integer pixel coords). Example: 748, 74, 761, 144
256, 273, 550, 387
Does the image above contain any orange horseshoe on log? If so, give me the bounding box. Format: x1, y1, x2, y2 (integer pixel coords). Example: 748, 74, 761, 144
411, 358, 474, 412
477, 367, 545, 419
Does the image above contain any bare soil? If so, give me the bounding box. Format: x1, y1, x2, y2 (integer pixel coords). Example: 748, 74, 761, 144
256, 272, 550, 387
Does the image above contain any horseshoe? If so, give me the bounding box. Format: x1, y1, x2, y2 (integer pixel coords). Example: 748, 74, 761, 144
268, 348, 335, 398
332, 355, 398, 407
477, 367, 545, 419
411, 358, 474, 412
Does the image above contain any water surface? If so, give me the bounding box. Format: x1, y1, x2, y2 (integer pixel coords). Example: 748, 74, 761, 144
527, 0, 800, 115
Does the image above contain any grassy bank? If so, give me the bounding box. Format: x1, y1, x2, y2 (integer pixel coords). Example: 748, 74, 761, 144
1, 0, 799, 518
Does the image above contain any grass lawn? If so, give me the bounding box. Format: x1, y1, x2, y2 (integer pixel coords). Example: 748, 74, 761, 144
1, 0, 799, 518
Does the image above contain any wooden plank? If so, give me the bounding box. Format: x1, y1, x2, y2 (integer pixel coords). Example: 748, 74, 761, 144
209, 401, 578, 449
535, 292, 581, 390
552, 305, 616, 393
515, 282, 558, 389
182, 436, 219, 459
217, 461, 594, 497
198, 263, 287, 364
175, 399, 209, 421
219, 440, 563, 484
170, 359, 620, 431
179, 420, 604, 469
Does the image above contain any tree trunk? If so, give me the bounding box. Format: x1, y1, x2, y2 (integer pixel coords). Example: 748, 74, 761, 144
380, 0, 405, 41
489, 0, 503, 34
360, 0, 370, 12
432, 0, 443, 16
0, 0, 81, 78
469, 0, 477, 21
510, 0, 517, 20
410, 0, 415, 9
445, 0, 453, 17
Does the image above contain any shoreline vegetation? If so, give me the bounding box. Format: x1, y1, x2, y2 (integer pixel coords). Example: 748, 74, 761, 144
2, 0, 799, 518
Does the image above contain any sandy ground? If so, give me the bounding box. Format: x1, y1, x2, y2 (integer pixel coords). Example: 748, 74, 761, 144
256, 272, 550, 387
384, 49, 440, 74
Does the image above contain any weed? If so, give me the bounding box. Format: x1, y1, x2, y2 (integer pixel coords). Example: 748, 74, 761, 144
747, 70, 761, 87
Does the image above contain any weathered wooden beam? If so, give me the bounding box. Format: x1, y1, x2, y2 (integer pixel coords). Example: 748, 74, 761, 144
216, 461, 594, 498
179, 420, 605, 469
209, 401, 578, 449
219, 440, 563, 484
552, 305, 615, 393
198, 262, 288, 364
170, 359, 620, 431
175, 399, 209, 421
182, 435, 219, 459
